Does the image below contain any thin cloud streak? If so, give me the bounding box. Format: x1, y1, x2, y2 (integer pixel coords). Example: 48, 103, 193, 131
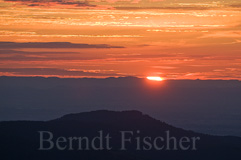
0, 68, 123, 77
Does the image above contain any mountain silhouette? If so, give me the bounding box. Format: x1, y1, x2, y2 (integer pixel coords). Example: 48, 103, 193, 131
0, 110, 241, 160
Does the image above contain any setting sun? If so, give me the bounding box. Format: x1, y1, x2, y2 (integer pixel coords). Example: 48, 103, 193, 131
146, 77, 163, 81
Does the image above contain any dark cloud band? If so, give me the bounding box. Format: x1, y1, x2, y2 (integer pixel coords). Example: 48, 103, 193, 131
0, 42, 124, 49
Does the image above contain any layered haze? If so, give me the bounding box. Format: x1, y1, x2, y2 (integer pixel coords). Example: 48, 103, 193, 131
1, 76, 241, 136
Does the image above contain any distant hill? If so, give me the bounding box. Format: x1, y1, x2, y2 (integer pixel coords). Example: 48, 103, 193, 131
0, 110, 241, 160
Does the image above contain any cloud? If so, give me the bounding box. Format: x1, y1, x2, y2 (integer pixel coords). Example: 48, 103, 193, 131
0, 54, 107, 61
230, 4, 241, 8
0, 68, 122, 77
4, 0, 224, 10
5, 0, 92, 7
198, 31, 241, 39
0, 42, 124, 49
4, 0, 114, 9
0, 50, 78, 55
115, 6, 211, 10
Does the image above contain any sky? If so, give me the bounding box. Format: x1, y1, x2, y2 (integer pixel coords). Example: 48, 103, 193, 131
0, 0, 241, 79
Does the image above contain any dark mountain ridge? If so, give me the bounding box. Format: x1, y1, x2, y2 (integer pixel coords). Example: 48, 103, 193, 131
0, 110, 241, 160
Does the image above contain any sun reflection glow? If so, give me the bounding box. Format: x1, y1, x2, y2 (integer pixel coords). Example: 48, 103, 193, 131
147, 76, 163, 81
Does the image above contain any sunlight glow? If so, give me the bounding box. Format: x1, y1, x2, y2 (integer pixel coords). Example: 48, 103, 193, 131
146, 76, 163, 81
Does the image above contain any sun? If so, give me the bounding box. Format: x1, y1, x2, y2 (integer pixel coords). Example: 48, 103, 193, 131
146, 76, 164, 81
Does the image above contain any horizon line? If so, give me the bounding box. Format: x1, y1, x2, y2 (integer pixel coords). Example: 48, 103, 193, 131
0, 75, 240, 81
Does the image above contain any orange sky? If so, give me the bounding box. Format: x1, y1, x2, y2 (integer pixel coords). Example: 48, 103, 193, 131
0, 0, 241, 79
